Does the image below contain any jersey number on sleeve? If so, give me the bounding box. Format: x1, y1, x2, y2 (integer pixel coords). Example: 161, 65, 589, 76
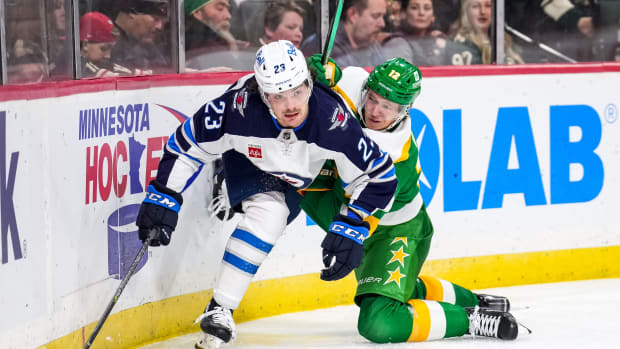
358, 138, 373, 162
204, 101, 226, 129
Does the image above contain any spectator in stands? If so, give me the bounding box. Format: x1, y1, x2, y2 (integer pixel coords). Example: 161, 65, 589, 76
506, 0, 596, 62
445, 0, 523, 65
259, 0, 305, 48
432, 0, 459, 34
51, 0, 66, 38
4, 0, 42, 51
185, 0, 250, 70
48, 0, 72, 79
231, 0, 315, 48
80, 12, 120, 78
300, 0, 388, 68
383, 0, 448, 66
112, 0, 170, 74
7, 39, 49, 84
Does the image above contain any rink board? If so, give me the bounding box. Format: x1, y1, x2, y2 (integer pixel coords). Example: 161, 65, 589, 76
0, 65, 618, 348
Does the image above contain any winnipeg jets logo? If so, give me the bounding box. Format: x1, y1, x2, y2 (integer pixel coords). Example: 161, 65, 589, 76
285, 42, 297, 55
233, 89, 248, 117
271, 172, 311, 188
329, 106, 349, 131
256, 49, 265, 66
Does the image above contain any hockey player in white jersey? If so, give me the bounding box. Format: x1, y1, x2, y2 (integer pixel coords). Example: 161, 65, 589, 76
135, 40, 398, 348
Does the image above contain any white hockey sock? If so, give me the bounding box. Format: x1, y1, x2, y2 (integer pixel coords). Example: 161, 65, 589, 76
214, 191, 289, 309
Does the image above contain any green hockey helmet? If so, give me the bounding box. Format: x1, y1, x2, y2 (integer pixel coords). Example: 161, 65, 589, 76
366, 58, 422, 106
360, 58, 422, 131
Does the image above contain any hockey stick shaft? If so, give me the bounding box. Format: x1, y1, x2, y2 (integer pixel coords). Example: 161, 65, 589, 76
321, 0, 344, 65
505, 24, 577, 63
83, 228, 155, 349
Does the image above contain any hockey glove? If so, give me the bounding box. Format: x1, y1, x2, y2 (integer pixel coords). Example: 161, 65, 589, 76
136, 180, 183, 246
320, 212, 369, 281
307, 54, 342, 87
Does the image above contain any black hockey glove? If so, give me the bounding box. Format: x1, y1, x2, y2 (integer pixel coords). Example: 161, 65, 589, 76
320, 212, 369, 281
136, 180, 183, 246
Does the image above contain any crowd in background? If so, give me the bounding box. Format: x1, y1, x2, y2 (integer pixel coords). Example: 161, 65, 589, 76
3, 0, 620, 84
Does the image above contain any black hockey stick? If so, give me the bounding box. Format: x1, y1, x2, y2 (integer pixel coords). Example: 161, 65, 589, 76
321, 0, 344, 65
83, 228, 157, 349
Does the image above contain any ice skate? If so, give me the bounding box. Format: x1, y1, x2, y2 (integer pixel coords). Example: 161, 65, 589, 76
208, 159, 235, 221
476, 293, 510, 312
194, 299, 236, 349
195, 334, 225, 349
465, 306, 518, 340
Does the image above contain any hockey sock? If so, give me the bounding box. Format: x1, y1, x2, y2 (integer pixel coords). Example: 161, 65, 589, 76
412, 275, 479, 307
407, 299, 469, 341
357, 295, 469, 343
214, 192, 289, 309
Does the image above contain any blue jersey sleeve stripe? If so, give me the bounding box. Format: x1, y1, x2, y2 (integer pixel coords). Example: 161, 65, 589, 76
181, 164, 204, 193
167, 134, 204, 165
231, 228, 274, 253
223, 251, 259, 275
369, 152, 390, 170
183, 119, 199, 147
367, 158, 394, 178
378, 167, 396, 179
348, 204, 371, 217
375, 151, 388, 164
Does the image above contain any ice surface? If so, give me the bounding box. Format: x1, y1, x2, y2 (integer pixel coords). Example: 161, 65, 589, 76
141, 278, 620, 348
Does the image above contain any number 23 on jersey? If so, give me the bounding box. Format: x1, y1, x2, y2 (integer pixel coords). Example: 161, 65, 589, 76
204, 101, 226, 129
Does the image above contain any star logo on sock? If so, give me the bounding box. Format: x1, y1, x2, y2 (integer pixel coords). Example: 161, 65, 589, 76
388, 246, 409, 268
390, 237, 408, 247
384, 267, 407, 288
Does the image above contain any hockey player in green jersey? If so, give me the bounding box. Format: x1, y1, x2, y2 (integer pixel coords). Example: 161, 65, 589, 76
301, 55, 520, 343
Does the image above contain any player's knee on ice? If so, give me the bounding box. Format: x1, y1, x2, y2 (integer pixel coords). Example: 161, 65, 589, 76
357, 295, 413, 343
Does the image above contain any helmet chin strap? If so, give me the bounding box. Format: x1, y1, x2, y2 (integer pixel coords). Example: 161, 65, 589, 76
384, 106, 411, 131
359, 85, 411, 132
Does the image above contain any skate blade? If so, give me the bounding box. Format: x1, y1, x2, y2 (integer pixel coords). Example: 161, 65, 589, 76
195, 334, 225, 349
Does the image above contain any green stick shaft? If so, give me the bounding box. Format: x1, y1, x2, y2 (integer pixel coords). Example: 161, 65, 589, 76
321, 0, 344, 65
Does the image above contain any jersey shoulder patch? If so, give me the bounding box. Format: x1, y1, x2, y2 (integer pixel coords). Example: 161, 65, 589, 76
312, 83, 356, 133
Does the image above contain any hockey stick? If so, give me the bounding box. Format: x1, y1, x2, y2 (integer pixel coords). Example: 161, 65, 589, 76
505, 24, 577, 63
83, 228, 157, 349
321, 0, 344, 65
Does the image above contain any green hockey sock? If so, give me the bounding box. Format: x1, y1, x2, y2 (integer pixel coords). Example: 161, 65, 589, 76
413, 275, 479, 307
407, 299, 470, 340
357, 295, 470, 343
